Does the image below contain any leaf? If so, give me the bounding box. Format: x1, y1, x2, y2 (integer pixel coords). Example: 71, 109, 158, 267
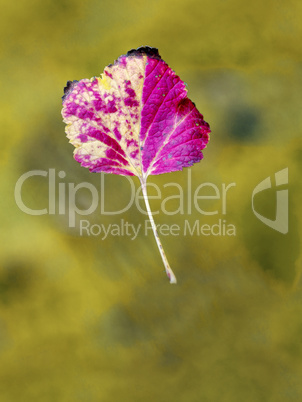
62, 46, 211, 283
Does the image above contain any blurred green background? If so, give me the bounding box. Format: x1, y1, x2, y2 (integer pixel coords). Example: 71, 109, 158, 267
1, 0, 302, 400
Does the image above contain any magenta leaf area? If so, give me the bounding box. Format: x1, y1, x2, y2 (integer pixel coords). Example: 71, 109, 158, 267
62, 46, 210, 179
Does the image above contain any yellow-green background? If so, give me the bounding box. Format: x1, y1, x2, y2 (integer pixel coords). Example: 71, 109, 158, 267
1, 0, 302, 400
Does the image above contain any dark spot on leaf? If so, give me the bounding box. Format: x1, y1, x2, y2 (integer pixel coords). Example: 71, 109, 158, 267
126, 46, 161, 60
62, 80, 79, 102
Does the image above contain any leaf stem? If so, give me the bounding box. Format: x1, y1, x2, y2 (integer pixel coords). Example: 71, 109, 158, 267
139, 177, 177, 284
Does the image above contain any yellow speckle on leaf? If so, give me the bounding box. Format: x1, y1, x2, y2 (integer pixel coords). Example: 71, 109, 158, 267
98, 74, 111, 91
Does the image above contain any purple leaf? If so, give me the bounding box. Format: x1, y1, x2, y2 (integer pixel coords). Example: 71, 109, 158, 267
62, 46, 211, 283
